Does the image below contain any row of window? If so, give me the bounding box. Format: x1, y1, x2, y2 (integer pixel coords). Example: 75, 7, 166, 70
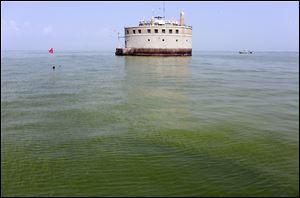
127, 29, 180, 34
145, 38, 189, 42
126, 39, 189, 43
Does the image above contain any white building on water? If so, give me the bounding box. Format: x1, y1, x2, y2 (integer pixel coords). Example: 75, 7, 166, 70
115, 12, 192, 56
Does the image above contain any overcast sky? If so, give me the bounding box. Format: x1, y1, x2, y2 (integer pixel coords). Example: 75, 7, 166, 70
1, 1, 299, 51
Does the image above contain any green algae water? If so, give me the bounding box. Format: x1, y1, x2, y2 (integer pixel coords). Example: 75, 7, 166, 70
1, 50, 299, 196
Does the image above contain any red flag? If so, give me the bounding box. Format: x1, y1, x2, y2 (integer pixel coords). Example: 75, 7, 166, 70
49, 48, 53, 54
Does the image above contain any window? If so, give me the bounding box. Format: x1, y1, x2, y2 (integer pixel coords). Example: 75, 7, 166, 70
176, 29, 179, 34
169, 29, 172, 34
148, 39, 150, 41
138, 29, 141, 34
162, 39, 165, 41
155, 29, 158, 33
133, 30, 136, 34
126, 30, 129, 34
162, 29, 165, 33
147, 29, 151, 33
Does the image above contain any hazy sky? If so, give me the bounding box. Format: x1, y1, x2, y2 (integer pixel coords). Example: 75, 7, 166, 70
1, 1, 299, 51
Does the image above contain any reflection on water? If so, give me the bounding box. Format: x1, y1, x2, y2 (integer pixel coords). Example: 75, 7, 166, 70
123, 56, 191, 101
124, 56, 191, 77
123, 56, 193, 131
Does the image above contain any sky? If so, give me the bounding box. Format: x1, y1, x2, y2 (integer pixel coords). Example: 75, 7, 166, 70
1, 1, 299, 51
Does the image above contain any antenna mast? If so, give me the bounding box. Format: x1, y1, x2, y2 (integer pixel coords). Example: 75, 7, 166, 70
117, 32, 120, 47
163, 1, 165, 18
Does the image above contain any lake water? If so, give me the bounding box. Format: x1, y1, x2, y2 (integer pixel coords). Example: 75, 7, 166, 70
1, 50, 299, 196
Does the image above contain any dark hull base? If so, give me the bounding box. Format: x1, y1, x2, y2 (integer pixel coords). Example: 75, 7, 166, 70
115, 48, 192, 56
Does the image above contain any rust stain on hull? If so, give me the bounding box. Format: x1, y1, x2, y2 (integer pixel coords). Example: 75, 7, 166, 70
115, 48, 192, 56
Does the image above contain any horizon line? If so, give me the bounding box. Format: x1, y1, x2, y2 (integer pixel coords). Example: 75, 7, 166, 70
1, 49, 299, 53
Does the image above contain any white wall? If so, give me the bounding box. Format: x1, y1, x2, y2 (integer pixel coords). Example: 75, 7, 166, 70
125, 34, 192, 49
124, 27, 192, 49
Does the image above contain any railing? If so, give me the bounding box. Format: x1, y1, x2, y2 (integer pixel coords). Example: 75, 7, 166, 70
138, 23, 192, 29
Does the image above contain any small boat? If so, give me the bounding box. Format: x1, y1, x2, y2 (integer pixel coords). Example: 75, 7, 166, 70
239, 49, 253, 54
